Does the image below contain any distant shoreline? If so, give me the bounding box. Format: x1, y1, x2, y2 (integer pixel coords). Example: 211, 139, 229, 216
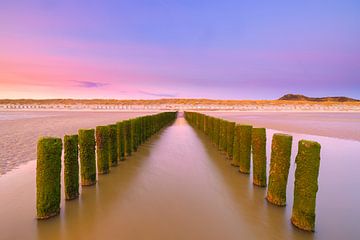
1, 96, 360, 112
1, 102, 359, 112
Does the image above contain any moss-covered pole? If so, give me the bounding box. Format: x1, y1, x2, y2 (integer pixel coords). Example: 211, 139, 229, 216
252, 128, 267, 187
108, 124, 118, 167
203, 115, 208, 134
116, 121, 125, 161
219, 120, 226, 151
36, 137, 62, 219
143, 116, 148, 141
213, 118, 220, 147
208, 116, 213, 139
141, 117, 145, 144
131, 118, 138, 152
266, 133, 293, 206
239, 125, 253, 174
96, 125, 110, 174
226, 121, 235, 159
222, 120, 229, 153
124, 120, 132, 157
78, 129, 96, 186
64, 134, 79, 200
136, 118, 142, 147
231, 125, 241, 167
291, 140, 321, 231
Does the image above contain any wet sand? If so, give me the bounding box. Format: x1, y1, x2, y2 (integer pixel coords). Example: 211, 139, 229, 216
0, 111, 155, 175
0, 115, 359, 239
205, 112, 360, 141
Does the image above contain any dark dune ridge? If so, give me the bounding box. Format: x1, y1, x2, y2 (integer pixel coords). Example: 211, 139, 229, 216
279, 94, 359, 102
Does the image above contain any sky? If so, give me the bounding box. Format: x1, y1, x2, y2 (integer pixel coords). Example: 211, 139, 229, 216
0, 0, 359, 100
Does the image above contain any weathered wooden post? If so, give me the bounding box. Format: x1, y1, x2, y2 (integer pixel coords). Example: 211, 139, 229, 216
131, 118, 138, 152
219, 120, 227, 151
203, 115, 207, 134
226, 121, 235, 159
96, 126, 110, 174
78, 129, 96, 186
36, 137, 62, 219
108, 124, 118, 166
223, 120, 229, 153
291, 140, 321, 231
64, 134, 79, 200
213, 118, 220, 147
116, 121, 125, 161
140, 117, 145, 144
124, 120, 132, 157
208, 116, 213, 139
231, 125, 241, 166
252, 128, 267, 187
266, 133, 293, 206
136, 118, 142, 147
144, 116, 150, 141
239, 125, 253, 174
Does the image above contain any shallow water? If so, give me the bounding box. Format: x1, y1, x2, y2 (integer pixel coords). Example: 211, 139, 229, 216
0, 111, 60, 120
0, 111, 155, 175
206, 112, 360, 141
0, 116, 359, 239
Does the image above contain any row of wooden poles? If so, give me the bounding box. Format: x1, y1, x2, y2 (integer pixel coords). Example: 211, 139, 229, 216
36, 112, 177, 220
184, 111, 321, 232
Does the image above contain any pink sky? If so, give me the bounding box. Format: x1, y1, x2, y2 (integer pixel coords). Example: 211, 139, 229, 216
1, 1, 359, 99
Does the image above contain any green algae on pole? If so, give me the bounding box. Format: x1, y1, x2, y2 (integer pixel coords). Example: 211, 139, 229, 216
36, 137, 62, 219
231, 125, 241, 167
213, 118, 220, 147
219, 119, 227, 151
131, 119, 137, 152
131, 118, 141, 152
222, 120, 229, 153
96, 125, 110, 174
124, 120, 132, 157
207, 116, 213, 139
226, 121, 235, 159
291, 140, 321, 231
116, 121, 125, 161
266, 133, 293, 206
108, 124, 118, 167
64, 134, 79, 200
252, 128, 267, 187
238, 125, 253, 174
135, 118, 142, 148
78, 129, 96, 186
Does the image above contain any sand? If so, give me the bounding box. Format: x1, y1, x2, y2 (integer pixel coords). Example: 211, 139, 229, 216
0, 111, 155, 175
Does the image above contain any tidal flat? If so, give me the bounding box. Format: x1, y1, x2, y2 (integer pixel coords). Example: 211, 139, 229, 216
0, 111, 359, 239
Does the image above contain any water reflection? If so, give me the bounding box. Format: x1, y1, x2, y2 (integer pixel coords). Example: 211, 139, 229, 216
36, 133, 154, 240
0, 116, 359, 239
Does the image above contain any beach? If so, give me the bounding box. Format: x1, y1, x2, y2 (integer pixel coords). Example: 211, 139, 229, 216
0, 111, 359, 239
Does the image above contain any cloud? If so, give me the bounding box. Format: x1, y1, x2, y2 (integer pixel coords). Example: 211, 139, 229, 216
138, 90, 177, 98
72, 80, 109, 88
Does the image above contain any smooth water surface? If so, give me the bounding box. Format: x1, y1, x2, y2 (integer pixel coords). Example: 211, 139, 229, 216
0, 111, 155, 175
0, 116, 359, 239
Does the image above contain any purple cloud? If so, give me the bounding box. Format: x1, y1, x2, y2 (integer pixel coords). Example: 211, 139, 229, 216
139, 90, 177, 98
72, 80, 109, 88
